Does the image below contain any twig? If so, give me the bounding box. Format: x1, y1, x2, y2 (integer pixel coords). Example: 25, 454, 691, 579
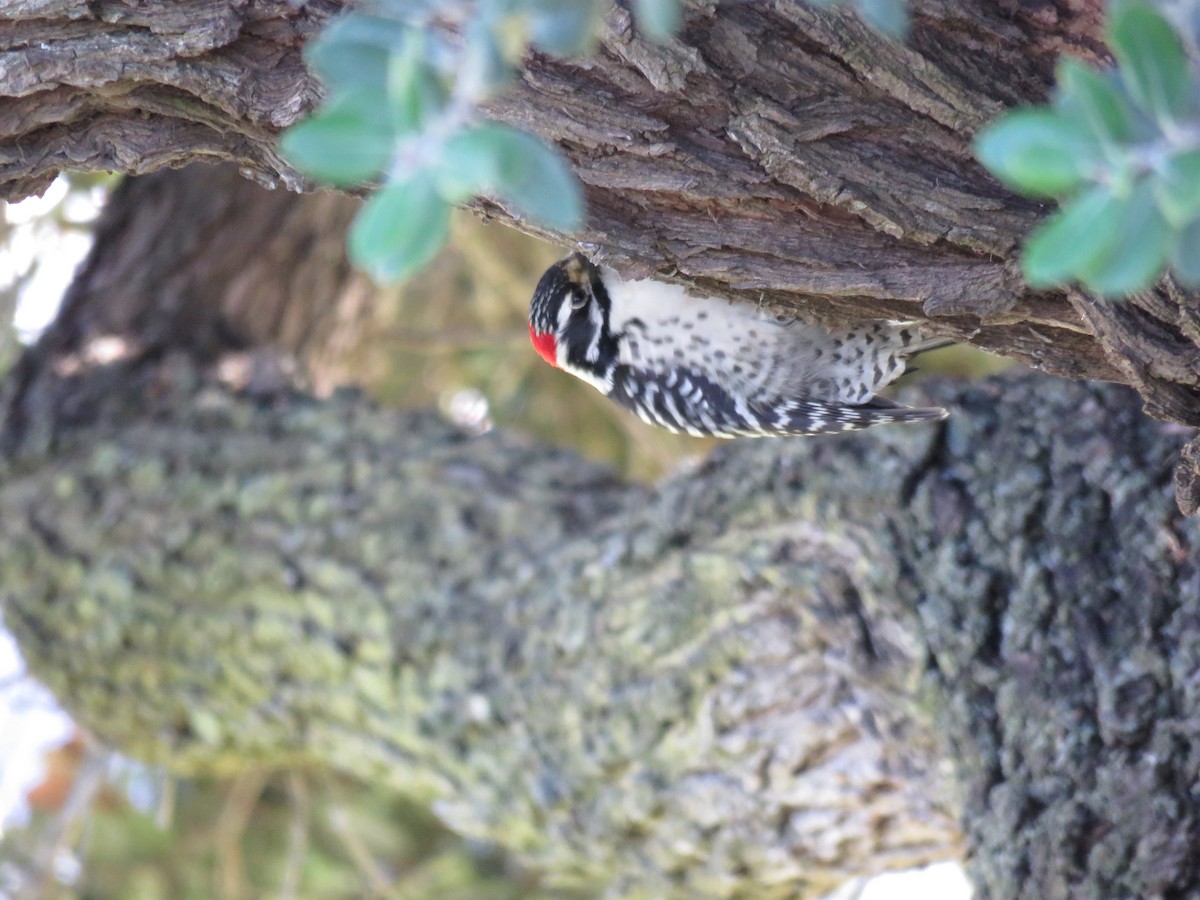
277, 772, 310, 900
154, 769, 175, 831
213, 770, 268, 900
326, 797, 400, 899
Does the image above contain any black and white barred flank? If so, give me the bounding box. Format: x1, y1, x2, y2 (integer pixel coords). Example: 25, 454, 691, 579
607, 364, 946, 437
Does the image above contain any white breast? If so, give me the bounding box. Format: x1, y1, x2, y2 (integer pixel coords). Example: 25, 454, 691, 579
602, 268, 915, 406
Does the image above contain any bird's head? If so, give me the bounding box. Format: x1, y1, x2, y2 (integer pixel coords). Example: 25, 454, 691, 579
528, 252, 617, 387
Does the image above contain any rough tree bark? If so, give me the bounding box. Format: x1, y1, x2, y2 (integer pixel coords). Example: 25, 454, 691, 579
3, 1, 1200, 898
2, 0, 1198, 437
40, 163, 368, 380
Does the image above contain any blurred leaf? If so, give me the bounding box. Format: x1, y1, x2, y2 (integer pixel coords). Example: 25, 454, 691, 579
856, 0, 910, 38
1109, 2, 1191, 120
1170, 218, 1200, 287
460, 18, 514, 100
1154, 148, 1200, 227
432, 147, 487, 205
529, 0, 603, 56
350, 174, 451, 283
1054, 58, 1136, 146
280, 91, 393, 187
370, 0, 440, 16
306, 13, 409, 92
388, 30, 449, 133
404, 0, 442, 13
1080, 180, 1169, 295
1022, 185, 1126, 287
792, 0, 909, 35
632, 0, 682, 41
975, 109, 1100, 197
438, 124, 584, 230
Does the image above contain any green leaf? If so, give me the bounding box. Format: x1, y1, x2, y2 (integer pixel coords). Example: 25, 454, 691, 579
1154, 149, 1200, 227
975, 109, 1101, 197
1109, 2, 1191, 121
632, 0, 682, 42
279, 91, 393, 187
1054, 58, 1136, 147
1170, 218, 1200, 287
437, 124, 584, 231
390, 0, 439, 15
349, 174, 450, 284
387, 30, 449, 133
529, 0, 602, 56
1080, 180, 1169, 295
856, 0, 910, 38
305, 13, 409, 92
1021, 185, 1127, 287
459, 19, 513, 100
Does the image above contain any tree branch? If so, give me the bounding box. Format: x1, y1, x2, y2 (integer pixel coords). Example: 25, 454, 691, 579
1, 359, 1196, 897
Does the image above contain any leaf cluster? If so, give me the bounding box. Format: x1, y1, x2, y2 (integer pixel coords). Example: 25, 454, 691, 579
976, 2, 1200, 296
280, 0, 681, 284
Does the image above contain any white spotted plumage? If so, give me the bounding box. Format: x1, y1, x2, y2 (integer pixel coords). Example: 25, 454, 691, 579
528, 253, 949, 438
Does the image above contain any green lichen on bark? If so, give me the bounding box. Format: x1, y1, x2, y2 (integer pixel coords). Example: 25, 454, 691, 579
0, 371, 956, 897
2, 368, 1197, 898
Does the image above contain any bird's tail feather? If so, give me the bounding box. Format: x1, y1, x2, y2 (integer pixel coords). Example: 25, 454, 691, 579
776, 395, 947, 436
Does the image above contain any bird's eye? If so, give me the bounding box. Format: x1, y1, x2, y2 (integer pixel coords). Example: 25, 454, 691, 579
570, 291, 589, 311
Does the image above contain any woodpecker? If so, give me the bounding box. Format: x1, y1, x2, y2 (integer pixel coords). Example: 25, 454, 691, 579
527, 253, 950, 438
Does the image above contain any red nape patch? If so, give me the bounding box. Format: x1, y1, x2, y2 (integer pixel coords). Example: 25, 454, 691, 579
529, 325, 558, 367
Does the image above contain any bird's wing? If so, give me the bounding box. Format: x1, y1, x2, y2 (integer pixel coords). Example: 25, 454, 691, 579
607, 363, 946, 437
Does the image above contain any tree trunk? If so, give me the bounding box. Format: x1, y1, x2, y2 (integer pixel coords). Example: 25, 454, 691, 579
46, 163, 362, 365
